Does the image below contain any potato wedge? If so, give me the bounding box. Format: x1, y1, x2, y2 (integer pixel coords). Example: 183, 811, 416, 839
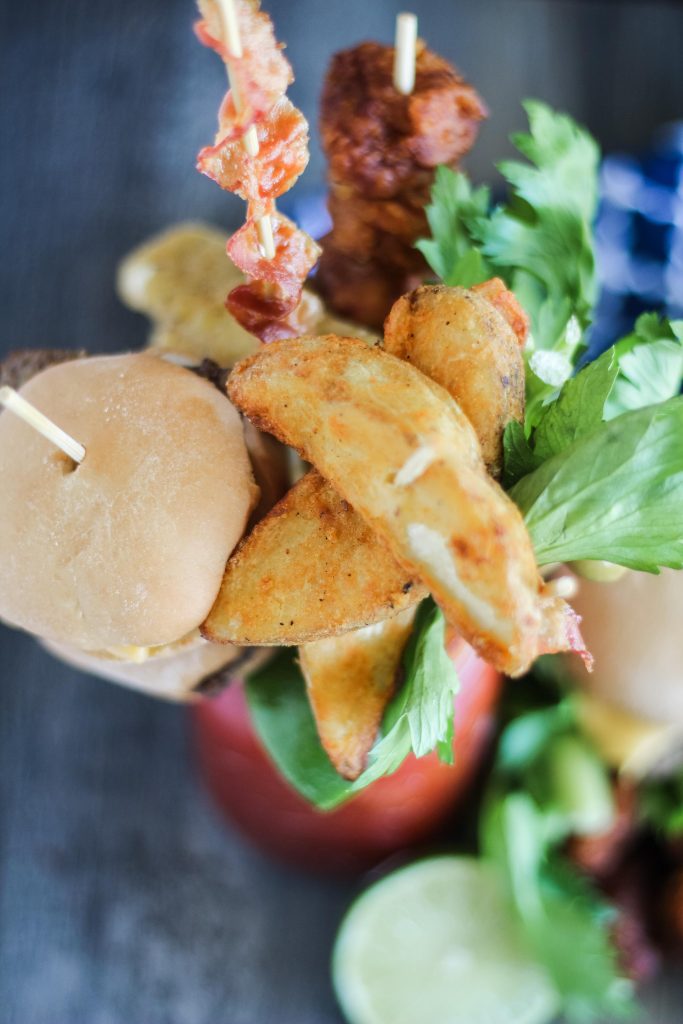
228, 335, 578, 676
300, 607, 417, 780
384, 283, 525, 478
202, 469, 426, 646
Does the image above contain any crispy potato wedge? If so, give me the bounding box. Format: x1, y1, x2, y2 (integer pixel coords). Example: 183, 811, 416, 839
384, 283, 525, 478
299, 606, 417, 780
228, 335, 581, 676
117, 223, 378, 367
202, 468, 426, 646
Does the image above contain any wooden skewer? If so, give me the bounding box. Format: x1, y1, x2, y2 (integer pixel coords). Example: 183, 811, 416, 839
393, 12, 418, 95
216, 0, 276, 259
0, 386, 85, 464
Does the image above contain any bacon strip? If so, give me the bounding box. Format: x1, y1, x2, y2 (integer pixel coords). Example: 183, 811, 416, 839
197, 97, 309, 216
195, 0, 292, 128
195, 0, 319, 342
226, 210, 321, 341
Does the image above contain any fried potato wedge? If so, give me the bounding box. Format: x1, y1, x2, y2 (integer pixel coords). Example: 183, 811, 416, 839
384, 283, 525, 478
202, 469, 426, 646
228, 335, 583, 676
300, 607, 417, 780
118, 223, 378, 367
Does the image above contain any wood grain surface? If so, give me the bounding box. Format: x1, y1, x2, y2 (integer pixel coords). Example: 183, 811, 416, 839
1, 1, 682, 1021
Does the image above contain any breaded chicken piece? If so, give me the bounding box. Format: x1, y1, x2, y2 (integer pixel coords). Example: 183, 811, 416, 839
202, 468, 426, 646
384, 283, 526, 478
299, 607, 417, 780
227, 334, 585, 677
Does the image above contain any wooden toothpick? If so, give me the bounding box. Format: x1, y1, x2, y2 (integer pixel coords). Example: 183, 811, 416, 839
393, 12, 418, 95
216, 0, 276, 259
0, 386, 86, 464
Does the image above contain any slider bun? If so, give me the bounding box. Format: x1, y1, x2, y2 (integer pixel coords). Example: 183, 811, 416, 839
571, 568, 683, 725
0, 353, 257, 650
41, 636, 269, 702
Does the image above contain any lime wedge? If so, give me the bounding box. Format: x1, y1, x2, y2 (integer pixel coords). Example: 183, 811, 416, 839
332, 856, 559, 1024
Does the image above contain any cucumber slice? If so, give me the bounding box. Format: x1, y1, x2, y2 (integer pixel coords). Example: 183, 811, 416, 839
333, 856, 559, 1024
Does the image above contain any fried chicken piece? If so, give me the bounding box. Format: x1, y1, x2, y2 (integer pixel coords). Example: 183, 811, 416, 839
315, 240, 420, 331
320, 41, 486, 199
326, 189, 429, 263
227, 334, 587, 676
316, 41, 486, 329
384, 284, 525, 477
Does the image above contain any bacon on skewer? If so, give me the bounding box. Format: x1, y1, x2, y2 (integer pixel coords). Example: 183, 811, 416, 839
198, 97, 309, 217
227, 210, 321, 341
195, 0, 292, 129
195, 0, 320, 342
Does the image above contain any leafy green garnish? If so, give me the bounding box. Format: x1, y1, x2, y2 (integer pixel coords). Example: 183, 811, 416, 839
511, 397, 683, 570
245, 601, 459, 808
502, 312, 683, 492
605, 312, 683, 419
416, 167, 491, 287
481, 795, 634, 1023
485, 101, 599, 345
245, 649, 352, 810
416, 101, 600, 425
532, 348, 618, 461
503, 348, 618, 487
502, 420, 539, 489
480, 670, 635, 1022
361, 600, 460, 783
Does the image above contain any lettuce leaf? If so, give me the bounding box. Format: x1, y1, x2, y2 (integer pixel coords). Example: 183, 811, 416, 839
531, 347, 618, 461
511, 397, 683, 570
245, 649, 352, 810
359, 600, 459, 784
605, 312, 683, 419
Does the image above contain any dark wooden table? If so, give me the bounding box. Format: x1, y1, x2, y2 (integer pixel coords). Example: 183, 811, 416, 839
2, 1, 682, 1021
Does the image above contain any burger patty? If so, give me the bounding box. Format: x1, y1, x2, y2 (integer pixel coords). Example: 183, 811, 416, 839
0, 348, 87, 391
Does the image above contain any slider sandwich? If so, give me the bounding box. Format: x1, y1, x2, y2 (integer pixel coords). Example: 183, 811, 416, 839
0, 351, 276, 700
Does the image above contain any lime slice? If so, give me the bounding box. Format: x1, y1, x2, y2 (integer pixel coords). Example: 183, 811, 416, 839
332, 856, 559, 1024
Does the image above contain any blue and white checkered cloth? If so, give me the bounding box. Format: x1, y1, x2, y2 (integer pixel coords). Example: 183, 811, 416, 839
591, 123, 683, 354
